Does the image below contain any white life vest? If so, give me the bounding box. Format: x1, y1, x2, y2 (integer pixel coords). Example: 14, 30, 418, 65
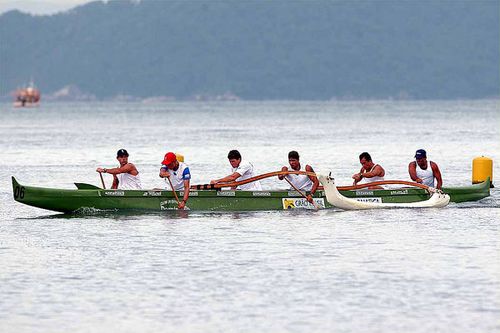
416, 161, 435, 187
285, 165, 313, 191
232, 160, 262, 191
117, 172, 142, 190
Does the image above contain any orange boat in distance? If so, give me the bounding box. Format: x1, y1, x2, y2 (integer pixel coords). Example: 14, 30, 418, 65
13, 81, 41, 107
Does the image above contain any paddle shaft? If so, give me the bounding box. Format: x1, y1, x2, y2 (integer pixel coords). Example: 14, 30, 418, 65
98, 172, 106, 189
284, 177, 320, 210
166, 176, 181, 204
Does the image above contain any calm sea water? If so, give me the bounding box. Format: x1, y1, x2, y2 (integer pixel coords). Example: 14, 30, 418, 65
0, 100, 499, 332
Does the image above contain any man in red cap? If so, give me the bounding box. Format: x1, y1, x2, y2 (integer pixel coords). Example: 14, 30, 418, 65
160, 152, 191, 209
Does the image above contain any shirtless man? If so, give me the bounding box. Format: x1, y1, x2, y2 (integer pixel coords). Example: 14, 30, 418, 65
278, 150, 319, 203
408, 149, 443, 189
352, 152, 385, 188
96, 149, 142, 189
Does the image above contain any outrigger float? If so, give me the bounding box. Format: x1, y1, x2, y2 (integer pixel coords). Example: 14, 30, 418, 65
11, 171, 490, 213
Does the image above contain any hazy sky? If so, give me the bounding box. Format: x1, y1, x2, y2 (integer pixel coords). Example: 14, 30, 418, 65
0, 0, 97, 15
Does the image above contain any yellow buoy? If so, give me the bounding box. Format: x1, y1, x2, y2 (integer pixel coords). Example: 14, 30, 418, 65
175, 153, 184, 163
472, 156, 493, 187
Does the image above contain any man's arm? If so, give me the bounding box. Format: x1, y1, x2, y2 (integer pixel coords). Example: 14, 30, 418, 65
111, 174, 118, 189
306, 165, 319, 203
430, 162, 443, 189
352, 167, 364, 185
178, 179, 190, 209
103, 163, 137, 175
408, 162, 422, 183
159, 166, 171, 179
278, 166, 288, 180
210, 172, 241, 185
306, 165, 319, 193
363, 165, 384, 178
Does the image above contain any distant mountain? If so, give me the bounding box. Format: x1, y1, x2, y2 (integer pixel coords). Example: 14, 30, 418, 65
1, 0, 498, 100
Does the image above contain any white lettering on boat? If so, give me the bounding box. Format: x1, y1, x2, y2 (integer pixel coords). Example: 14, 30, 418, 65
287, 191, 301, 196
104, 191, 125, 196
390, 190, 409, 195
160, 200, 178, 210
356, 191, 374, 196
217, 191, 235, 197
355, 197, 382, 203
282, 198, 325, 209
252, 192, 271, 196
180, 191, 198, 196
143, 191, 162, 197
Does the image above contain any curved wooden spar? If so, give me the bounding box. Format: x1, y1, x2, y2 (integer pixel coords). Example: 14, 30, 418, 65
191, 170, 433, 191
191, 170, 316, 190
338, 180, 432, 191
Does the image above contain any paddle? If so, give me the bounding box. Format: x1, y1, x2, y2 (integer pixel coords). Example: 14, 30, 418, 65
284, 177, 320, 210
98, 171, 106, 189
166, 176, 181, 206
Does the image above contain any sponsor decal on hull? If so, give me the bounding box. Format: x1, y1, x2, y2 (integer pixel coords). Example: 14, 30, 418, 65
160, 199, 179, 210
252, 192, 271, 196
356, 190, 374, 196
355, 197, 382, 203
282, 198, 325, 209
104, 191, 125, 196
143, 191, 162, 197
390, 189, 409, 195
180, 191, 198, 196
217, 191, 235, 197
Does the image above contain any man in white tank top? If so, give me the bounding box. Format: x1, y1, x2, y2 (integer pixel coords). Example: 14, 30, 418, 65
210, 150, 262, 191
96, 149, 142, 190
159, 151, 191, 209
408, 149, 443, 189
352, 152, 385, 189
278, 150, 319, 204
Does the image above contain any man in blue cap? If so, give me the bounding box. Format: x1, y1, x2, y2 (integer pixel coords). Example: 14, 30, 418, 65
408, 149, 442, 189
96, 149, 142, 189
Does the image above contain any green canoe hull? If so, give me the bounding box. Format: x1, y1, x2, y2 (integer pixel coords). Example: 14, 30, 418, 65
12, 177, 490, 213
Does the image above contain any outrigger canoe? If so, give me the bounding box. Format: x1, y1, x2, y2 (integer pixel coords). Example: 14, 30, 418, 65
11, 173, 490, 213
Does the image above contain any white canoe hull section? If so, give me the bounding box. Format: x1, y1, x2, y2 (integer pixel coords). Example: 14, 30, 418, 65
317, 174, 450, 210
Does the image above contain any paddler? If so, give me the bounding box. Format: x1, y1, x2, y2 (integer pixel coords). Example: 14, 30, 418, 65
352, 152, 385, 189
210, 150, 262, 190
278, 151, 319, 204
96, 149, 142, 190
408, 149, 443, 189
160, 152, 191, 209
